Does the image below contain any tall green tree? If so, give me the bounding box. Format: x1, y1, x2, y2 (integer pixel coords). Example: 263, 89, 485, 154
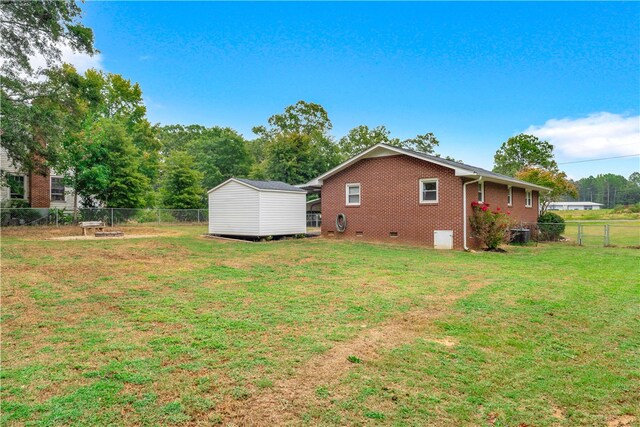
398, 132, 440, 154
1, 0, 96, 171
158, 124, 207, 155
75, 118, 150, 208
159, 125, 252, 190
254, 101, 341, 184
338, 125, 397, 159
493, 134, 558, 176
161, 151, 204, 209
46, 66, 158, 211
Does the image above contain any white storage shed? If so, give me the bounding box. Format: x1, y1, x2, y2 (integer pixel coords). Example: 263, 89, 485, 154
208, 178, 307, 237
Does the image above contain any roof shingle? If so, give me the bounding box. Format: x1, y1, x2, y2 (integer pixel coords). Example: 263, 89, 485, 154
235, 178, 306, 193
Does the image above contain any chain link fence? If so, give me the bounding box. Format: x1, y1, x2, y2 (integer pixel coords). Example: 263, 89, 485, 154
306, 213, 321, 228
0, 207, 208, 227
1, 208, 638, 247
510, 221, 640, 248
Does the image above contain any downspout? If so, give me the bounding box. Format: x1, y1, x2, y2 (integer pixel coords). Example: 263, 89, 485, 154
463, 177, 482, 251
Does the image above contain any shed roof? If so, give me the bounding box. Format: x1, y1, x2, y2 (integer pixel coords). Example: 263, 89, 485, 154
208, 178, 307, 194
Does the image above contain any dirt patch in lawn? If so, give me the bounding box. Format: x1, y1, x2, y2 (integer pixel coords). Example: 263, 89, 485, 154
49, 234, 162, 241
1, 225, 183, 240
607, 415, 637, 427
223, 280, 488, 425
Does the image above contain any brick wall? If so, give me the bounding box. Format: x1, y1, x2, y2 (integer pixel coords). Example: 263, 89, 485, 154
29, 172, 50, 208
321, 154, 539, 249
321, 155, 467, 248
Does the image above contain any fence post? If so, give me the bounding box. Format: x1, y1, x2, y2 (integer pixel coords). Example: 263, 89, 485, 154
157, 209, 161, 225
111, 208, 114, 227
577, 223, 583, 246
55, 209, 59, 227
197, 209, 200, 223
604, 224, 609, 246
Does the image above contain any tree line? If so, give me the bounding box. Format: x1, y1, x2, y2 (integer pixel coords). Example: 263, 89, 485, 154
2, 1, 638, 214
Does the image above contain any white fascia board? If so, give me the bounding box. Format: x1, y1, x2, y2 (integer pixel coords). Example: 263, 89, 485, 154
208, 178, 306, 195
207, 178, 250, 194
461, 174, 550, 192
314, 143, 474, 185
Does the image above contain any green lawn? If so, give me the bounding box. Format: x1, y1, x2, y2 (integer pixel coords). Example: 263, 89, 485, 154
1, 226, 638, 426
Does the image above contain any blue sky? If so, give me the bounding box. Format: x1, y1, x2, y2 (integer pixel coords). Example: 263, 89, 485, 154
74, 1, 639, 179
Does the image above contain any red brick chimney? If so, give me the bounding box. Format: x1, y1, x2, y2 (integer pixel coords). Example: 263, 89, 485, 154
29, 171, 50, 208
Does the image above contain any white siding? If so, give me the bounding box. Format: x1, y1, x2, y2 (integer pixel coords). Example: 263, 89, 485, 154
0, 147, 29, 203
259, 191, 307, 236
208, 180, 260, 235
0, 147, 21, 174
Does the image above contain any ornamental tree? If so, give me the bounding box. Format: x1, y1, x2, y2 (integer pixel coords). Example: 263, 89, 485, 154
515, 167, 577, 215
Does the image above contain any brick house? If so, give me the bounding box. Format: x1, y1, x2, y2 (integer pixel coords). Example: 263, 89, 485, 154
0, 147, 75, 209
301, 143, 548, 250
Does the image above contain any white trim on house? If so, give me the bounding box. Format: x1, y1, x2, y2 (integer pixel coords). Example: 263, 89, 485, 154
477, 181, 485, 203
419, 178, 438, 204
50, 176, 66, 202
345, 183, 361, 206
300, 143, 551, 193
525, 190, 533, 208
507, 186, 513, 207
207, 178, 305, 195
463, 177, 482, 251
6, 173, 27, 200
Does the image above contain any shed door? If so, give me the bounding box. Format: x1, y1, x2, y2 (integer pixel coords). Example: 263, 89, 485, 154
434, 230, 453, 250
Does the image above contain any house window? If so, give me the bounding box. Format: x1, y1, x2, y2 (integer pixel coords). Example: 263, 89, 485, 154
507, 186, 512, 207
346, 183, 361, 206
419, 178, 438, 203
7, 174, 25, 199
51, 177, 65, 201
525, 190, 533, 207
478, 181, 484, 203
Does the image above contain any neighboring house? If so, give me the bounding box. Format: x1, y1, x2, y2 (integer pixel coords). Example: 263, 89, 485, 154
208, 178, 307, 237
548, 201, 603, 211
300, 143, 549, 250
0, 147, 76, 209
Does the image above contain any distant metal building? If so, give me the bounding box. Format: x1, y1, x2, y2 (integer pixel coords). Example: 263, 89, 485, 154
208, 178, 307, 237
547, 201, 604, 210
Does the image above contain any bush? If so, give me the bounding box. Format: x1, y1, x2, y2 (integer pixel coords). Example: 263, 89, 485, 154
134, 209, 175, 223
469, 202, 513, 250
48, 208, 75, 225
538, 212, 565, 241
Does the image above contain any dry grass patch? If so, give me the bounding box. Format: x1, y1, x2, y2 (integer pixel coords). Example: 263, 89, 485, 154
1, 228, 638, 426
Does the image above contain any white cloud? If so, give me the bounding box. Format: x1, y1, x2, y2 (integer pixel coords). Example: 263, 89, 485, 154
30, 42, 104, 74
524, 112, 640, 160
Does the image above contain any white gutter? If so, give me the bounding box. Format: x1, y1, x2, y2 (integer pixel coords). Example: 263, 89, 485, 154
463, 177, 482, 251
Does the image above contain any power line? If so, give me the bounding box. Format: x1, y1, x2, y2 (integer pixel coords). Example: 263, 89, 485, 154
558, 154, 640, 165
